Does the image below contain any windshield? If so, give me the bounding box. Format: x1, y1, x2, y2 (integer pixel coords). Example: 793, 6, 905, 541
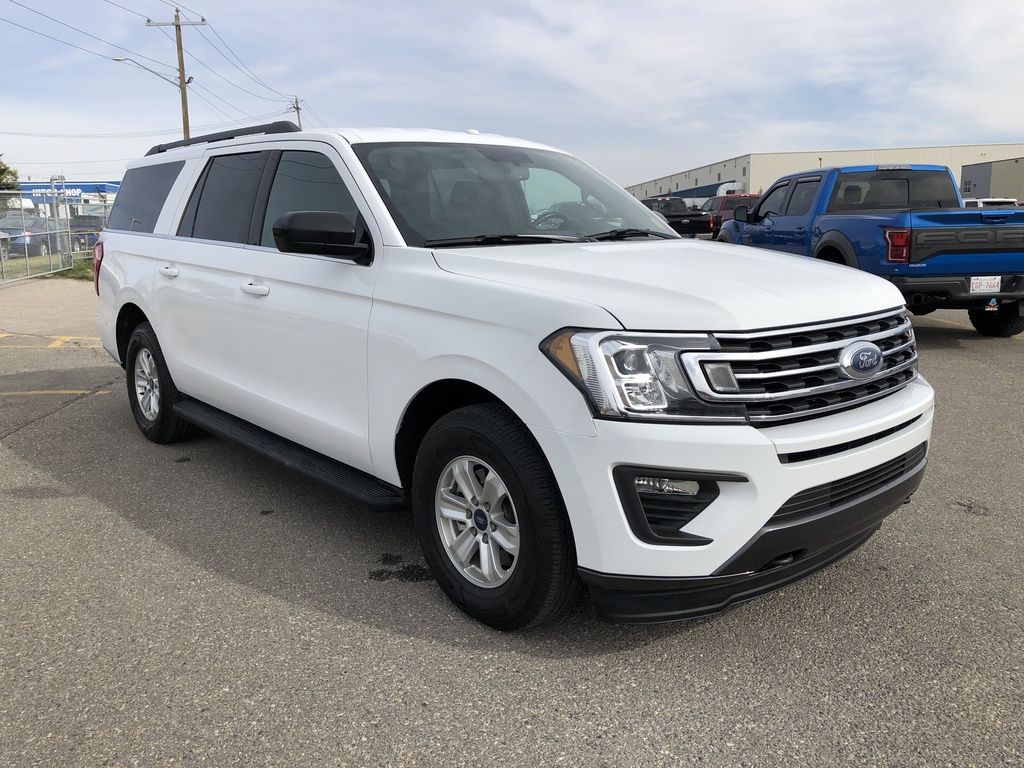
352, 141, 678, 246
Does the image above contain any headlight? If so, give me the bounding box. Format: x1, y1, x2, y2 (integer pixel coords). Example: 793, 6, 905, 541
542, 329, 748, 423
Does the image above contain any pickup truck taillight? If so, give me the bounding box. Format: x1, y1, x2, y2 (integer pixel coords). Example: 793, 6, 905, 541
884, 228, 911, 263
93, 241, 103, 295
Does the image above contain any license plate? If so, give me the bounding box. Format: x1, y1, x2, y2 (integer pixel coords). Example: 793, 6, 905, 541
970, 276, 1002, 294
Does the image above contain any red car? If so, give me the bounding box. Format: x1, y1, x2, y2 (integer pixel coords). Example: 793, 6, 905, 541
702, 194, 761, 239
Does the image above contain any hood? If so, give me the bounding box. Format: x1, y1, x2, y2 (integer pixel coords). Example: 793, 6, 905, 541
431, 239, 904, 332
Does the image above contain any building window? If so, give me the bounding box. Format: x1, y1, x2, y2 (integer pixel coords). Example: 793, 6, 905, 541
742, 167, 747, 176
717, 173, 721, 182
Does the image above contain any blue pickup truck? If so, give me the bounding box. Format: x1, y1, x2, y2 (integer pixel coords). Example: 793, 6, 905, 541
718, 164, 1024, 336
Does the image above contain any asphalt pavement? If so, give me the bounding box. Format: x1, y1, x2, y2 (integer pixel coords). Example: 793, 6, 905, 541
1, 277, 1021, 767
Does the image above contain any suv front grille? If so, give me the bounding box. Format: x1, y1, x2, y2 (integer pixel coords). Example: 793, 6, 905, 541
681, 308, 918, 425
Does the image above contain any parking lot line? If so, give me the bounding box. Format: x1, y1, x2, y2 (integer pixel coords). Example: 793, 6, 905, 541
0, 390, 111, 396
0, 333, 102, 349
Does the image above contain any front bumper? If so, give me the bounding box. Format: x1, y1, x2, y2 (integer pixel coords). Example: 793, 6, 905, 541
530, 378, 934, 623
582, 453, 925, 623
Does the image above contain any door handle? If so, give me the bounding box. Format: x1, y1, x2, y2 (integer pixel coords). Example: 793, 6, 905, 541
241, 282, 270, 297
158, 265, 179, 278
793, 227, 807, 236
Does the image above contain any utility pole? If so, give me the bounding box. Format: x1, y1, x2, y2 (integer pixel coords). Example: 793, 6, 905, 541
291, 97, 302, 129
146, 10, 207, 139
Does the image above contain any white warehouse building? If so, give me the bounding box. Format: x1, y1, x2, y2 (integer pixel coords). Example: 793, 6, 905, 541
626, 142, 1024, 201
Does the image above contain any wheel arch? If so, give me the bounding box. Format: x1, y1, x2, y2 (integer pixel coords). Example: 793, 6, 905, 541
394, 379, 502, 491
813, 232, 858, 267
115, 302, 150, 365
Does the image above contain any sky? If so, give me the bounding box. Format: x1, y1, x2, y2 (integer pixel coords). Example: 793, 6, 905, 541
3, 0, 1024, 187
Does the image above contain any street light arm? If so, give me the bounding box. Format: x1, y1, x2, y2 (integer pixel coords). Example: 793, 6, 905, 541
112, 57, 180, 88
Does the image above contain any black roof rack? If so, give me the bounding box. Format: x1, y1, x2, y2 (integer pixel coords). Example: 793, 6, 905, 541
145, 120, 302, 156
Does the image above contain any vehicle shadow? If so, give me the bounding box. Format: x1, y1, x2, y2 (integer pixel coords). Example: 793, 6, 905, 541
8, 385, 726, 656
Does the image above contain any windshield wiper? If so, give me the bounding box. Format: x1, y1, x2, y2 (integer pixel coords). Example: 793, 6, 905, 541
423, 233, 592, 247
589, 228, 678, 241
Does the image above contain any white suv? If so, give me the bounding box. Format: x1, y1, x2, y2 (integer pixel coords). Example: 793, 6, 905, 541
95, 122, 934, 630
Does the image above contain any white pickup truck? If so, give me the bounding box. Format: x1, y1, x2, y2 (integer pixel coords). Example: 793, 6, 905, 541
95, 122, 934, 630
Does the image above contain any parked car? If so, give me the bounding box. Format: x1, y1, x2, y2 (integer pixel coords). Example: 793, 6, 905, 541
0, 213, 66, 258
701, 194, 761, 238
95, 121, 934, 630
640, 196, 712, 237
70, 214, 106, 252
719, 165, 1024, 336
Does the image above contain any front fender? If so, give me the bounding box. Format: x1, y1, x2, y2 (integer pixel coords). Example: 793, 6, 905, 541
719, 221, 743, 244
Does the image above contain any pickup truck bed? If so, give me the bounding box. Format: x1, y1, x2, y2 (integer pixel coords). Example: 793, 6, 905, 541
719, 165, 1024, 336
641, 196, 711, 238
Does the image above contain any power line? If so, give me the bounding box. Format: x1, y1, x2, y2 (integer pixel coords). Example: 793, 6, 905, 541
99, 0, 149, 21
0, 111, 291, 139
154, 25, 288, 103
4, 0, 176, 73
0, 13, 114, 60
190, 81, 257, 121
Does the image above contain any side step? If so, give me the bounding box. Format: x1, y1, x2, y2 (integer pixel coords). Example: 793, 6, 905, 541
173, 398, 407, 512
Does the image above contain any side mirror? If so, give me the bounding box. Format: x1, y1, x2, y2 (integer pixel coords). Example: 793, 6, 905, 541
733, 205, 748, 223
272, 211, 371, 264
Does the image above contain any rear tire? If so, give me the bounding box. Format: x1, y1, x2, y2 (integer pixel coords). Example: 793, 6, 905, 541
124, 322, 194, 443
968, 301, 1024, 337
412, 403, 582, 631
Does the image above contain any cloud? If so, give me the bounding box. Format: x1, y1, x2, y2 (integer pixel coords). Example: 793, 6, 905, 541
3, 0, 1024, 184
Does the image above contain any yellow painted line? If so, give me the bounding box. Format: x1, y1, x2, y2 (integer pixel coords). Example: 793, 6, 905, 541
0, 390, 111, 396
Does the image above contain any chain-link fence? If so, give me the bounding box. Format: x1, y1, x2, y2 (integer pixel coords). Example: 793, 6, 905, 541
0, 187, 111, 283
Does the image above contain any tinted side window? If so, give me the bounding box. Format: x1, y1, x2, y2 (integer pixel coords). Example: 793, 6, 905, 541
783, 179, 821, 217
260, 151, 359, 247
180, 152, 270, 243
754, 183, 789, 218
106, 161, 185, 233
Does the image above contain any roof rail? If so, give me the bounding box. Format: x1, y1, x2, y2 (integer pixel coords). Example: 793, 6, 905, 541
145, 120, 302, 156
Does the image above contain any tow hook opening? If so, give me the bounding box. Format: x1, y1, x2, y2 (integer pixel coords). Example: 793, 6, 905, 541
758, 550, 805, 572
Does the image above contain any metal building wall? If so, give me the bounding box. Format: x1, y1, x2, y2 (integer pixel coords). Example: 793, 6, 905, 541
986, 157, 1024, 199
629, 144, 1024, 199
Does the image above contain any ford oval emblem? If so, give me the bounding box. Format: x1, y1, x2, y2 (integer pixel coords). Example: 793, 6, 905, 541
839, 341, 884, 380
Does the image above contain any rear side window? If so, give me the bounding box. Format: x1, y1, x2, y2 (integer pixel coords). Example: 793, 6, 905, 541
783, 179, 821, 217
106, 161, 185, 233
178, 151, 270, 243
723, 197, 755, 210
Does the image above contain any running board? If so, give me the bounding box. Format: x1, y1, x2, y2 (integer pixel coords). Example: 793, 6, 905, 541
172, 398, 407, 512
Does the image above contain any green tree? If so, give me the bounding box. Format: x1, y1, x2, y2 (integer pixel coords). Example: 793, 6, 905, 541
0, 157, 19, 191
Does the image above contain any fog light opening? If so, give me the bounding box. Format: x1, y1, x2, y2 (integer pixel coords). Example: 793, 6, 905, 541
634, 476, 701, 496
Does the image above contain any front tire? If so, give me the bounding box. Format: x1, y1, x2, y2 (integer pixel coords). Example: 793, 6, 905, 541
412, 403, 582, 631
968, 301, 1024, 337
124, 322, 194, 443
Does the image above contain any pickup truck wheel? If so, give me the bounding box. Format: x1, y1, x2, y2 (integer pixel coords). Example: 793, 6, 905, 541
125, 322, 194, 443
968, 301, 1024, 337
716, 231, 734, 244
412, 403, 582, 631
